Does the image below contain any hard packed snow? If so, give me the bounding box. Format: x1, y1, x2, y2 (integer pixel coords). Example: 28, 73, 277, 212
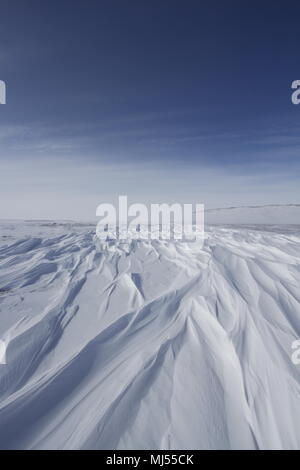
0, 217, 300, 450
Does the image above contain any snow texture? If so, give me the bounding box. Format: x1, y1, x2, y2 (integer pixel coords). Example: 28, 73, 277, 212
0, 208, 300, 450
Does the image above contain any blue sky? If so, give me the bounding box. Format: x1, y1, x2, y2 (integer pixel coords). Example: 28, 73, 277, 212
0, 0, 300, 219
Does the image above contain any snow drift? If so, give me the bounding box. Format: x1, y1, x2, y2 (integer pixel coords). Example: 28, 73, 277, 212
0, 217, 300, 450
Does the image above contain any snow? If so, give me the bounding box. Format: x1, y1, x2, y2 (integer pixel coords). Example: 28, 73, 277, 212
0, 212, 300, 450
205, 204, 300, 225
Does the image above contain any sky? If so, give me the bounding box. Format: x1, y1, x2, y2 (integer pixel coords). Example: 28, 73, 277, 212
0, 0, 300, 219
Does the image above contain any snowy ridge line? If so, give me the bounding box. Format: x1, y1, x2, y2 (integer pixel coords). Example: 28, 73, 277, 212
206, 204, 300, 211
203, 204, 300, 225
0, 222, 299, 449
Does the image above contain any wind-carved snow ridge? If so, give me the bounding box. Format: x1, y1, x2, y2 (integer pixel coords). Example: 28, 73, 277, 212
0, 220, 300, 449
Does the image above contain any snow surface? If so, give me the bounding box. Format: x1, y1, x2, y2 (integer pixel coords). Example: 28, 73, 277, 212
0, 214, 300, 450
205, 204, 300, 225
